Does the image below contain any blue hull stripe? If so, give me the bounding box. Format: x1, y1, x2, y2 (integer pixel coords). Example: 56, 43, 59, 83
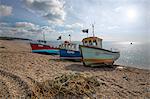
32, 49, 60, 54
60, 49, 81, 58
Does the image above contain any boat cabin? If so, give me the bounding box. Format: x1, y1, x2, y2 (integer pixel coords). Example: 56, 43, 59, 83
37, 40, 46, 44
82, 37, 103, 48
59, 41, 78, 51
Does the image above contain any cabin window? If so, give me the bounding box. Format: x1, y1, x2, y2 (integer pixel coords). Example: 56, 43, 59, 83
70, 45, 74, 50
93, 40, 97, 46
74, 45, 76, 50
60, 45, 62, 48
84, 41, 87, 44
89, 40, 92, 45
83, 41, 88, 45
68, 44, 70, 49
65, 44, 66, 48
63, 44, 65, 48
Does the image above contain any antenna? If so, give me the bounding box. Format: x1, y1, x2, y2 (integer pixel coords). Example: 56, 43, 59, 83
92, 24, 95, 37
69, 34, 71, 42
42, 29, 46, 42
87, 32, 88, 37
43, 31, 45, 41
41, 27, 46, 43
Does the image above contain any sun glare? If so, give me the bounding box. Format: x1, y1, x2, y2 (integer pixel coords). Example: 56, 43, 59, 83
126, 7, 138, 22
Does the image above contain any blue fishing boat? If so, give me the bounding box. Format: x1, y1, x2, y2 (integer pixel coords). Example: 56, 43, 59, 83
59, 41, 81, 61
79, 25, 120, 67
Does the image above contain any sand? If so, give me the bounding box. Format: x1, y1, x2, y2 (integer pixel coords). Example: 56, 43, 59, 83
0, 40, 150, 98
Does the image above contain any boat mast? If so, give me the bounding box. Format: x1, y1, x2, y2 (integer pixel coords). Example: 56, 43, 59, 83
42, 27, 46, 42
69, 34, 71, 42
92, 24, 95, 37
43, 31, 45, 41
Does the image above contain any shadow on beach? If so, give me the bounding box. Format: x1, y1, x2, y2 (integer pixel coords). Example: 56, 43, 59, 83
65, 63, 118, 72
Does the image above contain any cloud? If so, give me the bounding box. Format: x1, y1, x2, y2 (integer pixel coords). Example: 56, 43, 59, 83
0, 22, 10, 27
15, 22, 39, 30
61, 30, 73, 34
24, 0, 66, 24
0, 22, 56, 40
114, 6, 123, 12
0, 5, 12, 16
56, 23, 83, 31
107, 25, 120, 30
65, 23, 83, 29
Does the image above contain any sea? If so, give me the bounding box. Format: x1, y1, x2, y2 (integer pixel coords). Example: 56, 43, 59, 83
31, 40, 150, 70
103, 41, 150, 70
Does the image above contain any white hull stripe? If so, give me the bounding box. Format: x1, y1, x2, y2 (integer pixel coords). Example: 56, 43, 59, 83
60, 57, 81, 59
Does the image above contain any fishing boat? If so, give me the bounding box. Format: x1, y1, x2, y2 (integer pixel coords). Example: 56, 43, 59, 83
30, 41, 60, 55
59, 40, 81, 61
30, 28, 60, 55
79, 25, 120, 67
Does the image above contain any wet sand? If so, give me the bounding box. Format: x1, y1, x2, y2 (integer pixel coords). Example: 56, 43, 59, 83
0, 40, 150, 98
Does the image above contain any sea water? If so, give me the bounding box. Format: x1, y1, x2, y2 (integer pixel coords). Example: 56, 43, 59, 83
32, 40, 150, 70
103, 41, 150, 70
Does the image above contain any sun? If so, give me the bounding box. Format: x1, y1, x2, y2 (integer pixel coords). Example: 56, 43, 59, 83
127, 9, 136, 18
126, 7, 138, 21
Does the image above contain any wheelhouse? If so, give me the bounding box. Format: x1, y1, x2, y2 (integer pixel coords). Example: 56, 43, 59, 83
59, 41, 78, 51
82, 37, 103, 48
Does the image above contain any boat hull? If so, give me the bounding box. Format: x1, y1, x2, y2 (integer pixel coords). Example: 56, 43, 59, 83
79, 45, 120, 67
30, 43, 60, 55
60, 49, 81, 61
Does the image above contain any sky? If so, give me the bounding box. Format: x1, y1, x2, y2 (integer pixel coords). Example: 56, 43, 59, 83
0, 0, 149, 42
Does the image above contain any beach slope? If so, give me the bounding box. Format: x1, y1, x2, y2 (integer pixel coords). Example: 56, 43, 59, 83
0, 40, 149, 98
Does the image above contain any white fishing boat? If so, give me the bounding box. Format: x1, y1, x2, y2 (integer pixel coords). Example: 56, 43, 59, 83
79, 25, 120, 67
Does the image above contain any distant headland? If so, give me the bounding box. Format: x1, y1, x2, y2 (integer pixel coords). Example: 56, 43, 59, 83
0, 36, 31, 41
